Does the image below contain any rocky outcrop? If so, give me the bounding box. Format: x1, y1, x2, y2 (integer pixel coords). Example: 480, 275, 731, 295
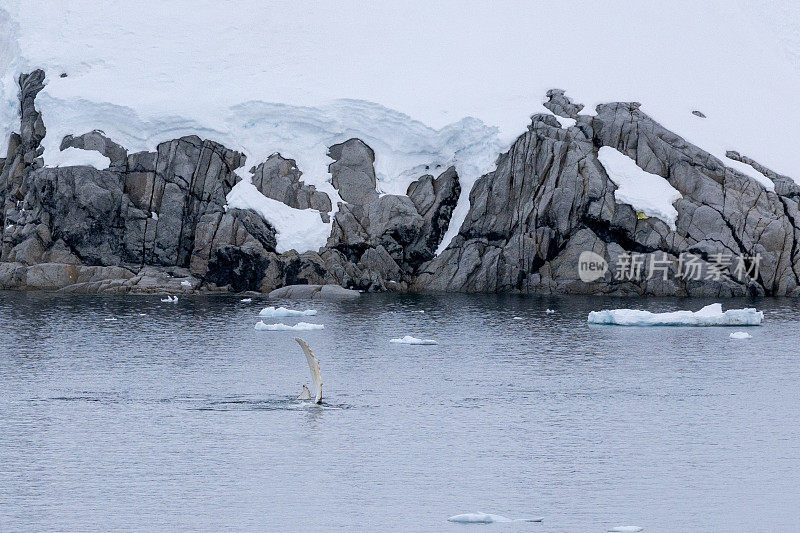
60, 130, 128, 170
328, 138, 378, 205
325, 152, 461, 291
268, 283, 360, 300
250, 153, 332, 221
3, 69, 800, 296
543, 88, 584, 118
414, 99, 800, 296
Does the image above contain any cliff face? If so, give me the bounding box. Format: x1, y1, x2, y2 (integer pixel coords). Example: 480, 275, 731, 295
1, 70, 798, 296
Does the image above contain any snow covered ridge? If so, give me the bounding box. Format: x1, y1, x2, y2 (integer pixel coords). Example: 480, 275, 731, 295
587, 303, 763, 326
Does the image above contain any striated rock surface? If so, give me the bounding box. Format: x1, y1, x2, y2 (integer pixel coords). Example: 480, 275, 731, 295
2, 70, 800, 296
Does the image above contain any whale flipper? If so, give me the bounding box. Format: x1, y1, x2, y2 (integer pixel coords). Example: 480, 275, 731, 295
295, 338, 323, 404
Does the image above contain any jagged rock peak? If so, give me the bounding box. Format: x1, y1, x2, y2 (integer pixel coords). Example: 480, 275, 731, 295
543, 88, 584, 118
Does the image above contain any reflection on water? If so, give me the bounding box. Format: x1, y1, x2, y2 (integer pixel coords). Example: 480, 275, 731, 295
1, 291, 799, 532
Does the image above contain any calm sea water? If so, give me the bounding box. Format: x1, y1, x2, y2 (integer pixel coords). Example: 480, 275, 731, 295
1, 291, 799, 532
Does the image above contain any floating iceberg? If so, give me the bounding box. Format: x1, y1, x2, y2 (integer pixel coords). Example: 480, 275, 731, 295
513, 316, 523, 320
546, 309, 555, 314
447, 512, 543, 524
254, 321, 324, 331
240, 298, 253, 303
160, 295, 178, 303
258, 306, 318, 317
608, 527, 643, 533
587, 303, 762, 326
730, 331, 753, 339
180, 280, 191, 287
390, 336, 438, 345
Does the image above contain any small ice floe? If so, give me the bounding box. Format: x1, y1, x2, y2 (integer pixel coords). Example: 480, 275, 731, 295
254, 321, 324, 331
513, 316, 523, 320
138, 313, 147, 316
103, 318, 118, 321
160, 295, 178, 303
588, 303, 763, 326
730, 331, 753, 339
240, 298, 253, 303
259, 306, 318, 317
546, 309, 555, 314
390, 336, 438, 345
447, 512, 543, 524
180, 280, 191, 287
608, 527, 643, 532
150, 212, 159, 221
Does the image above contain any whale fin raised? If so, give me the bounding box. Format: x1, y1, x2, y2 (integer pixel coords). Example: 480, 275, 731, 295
295, 338, 323, 404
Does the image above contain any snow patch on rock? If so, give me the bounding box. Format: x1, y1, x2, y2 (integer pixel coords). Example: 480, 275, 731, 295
226, 180, 331, 253
597, 146, 682, 230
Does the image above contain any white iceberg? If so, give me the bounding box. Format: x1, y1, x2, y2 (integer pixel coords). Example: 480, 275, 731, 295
258, 306, 318, 317
160, 295, 178, 303
587, 303, 763, 327
240, 298, 253, 303
608, 527, 643, 533
180, 280, 191, 287
447, 512, 543, 524
730, 331, 753, 339
390, 336, 438, 345
254, 321, 324, 331
545, 309, 555, 314
513, 316, 523, 320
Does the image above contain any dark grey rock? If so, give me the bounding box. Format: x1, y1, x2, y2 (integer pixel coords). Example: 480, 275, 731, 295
268, 283, 359, 300
543, 88, 584, 118
328, 138, 378, 205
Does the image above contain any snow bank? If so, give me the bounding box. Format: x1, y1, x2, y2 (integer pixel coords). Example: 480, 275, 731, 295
226, 181, 331, 253
588, 303, 763, 326
254, 321, 324, 331
390, 336, 438, 345
597, 147, 683, 230
730, 331, 753, 339
447, 513, 543, 524
258, 306, 317, 318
